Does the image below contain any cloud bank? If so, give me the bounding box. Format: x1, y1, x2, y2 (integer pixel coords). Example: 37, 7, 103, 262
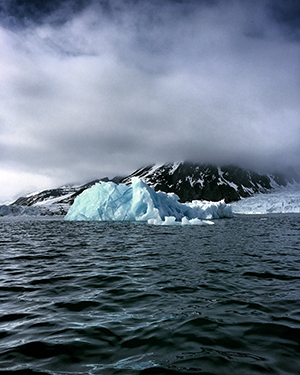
0, 0, 300, 202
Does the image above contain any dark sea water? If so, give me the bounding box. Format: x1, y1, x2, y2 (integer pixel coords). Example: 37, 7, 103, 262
1, 215, 300, 375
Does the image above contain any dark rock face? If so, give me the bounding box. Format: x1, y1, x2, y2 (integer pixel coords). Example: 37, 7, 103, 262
121, 162, 299, 203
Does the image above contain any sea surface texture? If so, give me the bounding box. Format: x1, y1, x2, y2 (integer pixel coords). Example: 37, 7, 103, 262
1, 215, 300, 374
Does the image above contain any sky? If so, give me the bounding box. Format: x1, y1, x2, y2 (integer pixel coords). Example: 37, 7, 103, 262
0, 0, 300, 203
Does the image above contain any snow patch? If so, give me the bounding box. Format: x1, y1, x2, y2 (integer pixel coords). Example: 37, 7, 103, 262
169, 161, 182, 175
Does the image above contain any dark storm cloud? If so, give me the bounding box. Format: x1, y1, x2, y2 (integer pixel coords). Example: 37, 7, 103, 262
0, 0, 300, 201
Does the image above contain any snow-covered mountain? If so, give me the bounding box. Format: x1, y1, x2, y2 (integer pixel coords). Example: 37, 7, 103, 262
120, 162, 299, 203
0, 178, 118, 216
1, 162, 299, 216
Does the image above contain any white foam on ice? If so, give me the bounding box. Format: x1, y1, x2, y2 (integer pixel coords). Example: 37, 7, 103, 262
65, 177, 233, 225
231, 185, 300, 214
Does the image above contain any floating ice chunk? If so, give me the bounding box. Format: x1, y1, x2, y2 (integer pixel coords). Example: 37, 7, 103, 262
185, 199, 233, 219
182, 217, 214, 225
147, 216, 214, 226
65, 177, 233, 223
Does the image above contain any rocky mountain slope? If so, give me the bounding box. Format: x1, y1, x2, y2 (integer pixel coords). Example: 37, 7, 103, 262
120, 162, 299, 203
1, 162, 299, 216
2, 177, 121, 216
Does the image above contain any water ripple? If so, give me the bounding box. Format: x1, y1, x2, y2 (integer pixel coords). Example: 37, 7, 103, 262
0, 215, 300, 374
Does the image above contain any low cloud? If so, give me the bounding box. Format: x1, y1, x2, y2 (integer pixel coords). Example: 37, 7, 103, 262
0, 0, 300, 201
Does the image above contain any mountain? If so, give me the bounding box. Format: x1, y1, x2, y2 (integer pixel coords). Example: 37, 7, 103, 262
1, 162, 299, 216
2, 177, 121, 216
120, 162, 300, 203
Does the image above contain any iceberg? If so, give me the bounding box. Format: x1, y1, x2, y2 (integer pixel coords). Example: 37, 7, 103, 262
65, 177, 233, 225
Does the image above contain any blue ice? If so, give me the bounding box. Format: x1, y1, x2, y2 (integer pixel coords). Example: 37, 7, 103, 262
64, 177, 233, 225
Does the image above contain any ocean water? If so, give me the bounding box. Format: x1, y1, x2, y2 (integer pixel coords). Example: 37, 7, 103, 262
0, 215, 300, 375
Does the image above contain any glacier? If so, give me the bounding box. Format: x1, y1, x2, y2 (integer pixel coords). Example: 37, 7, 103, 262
0, 204, 64, 217
230, 185, 300, 214
64, 177, 233, 225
